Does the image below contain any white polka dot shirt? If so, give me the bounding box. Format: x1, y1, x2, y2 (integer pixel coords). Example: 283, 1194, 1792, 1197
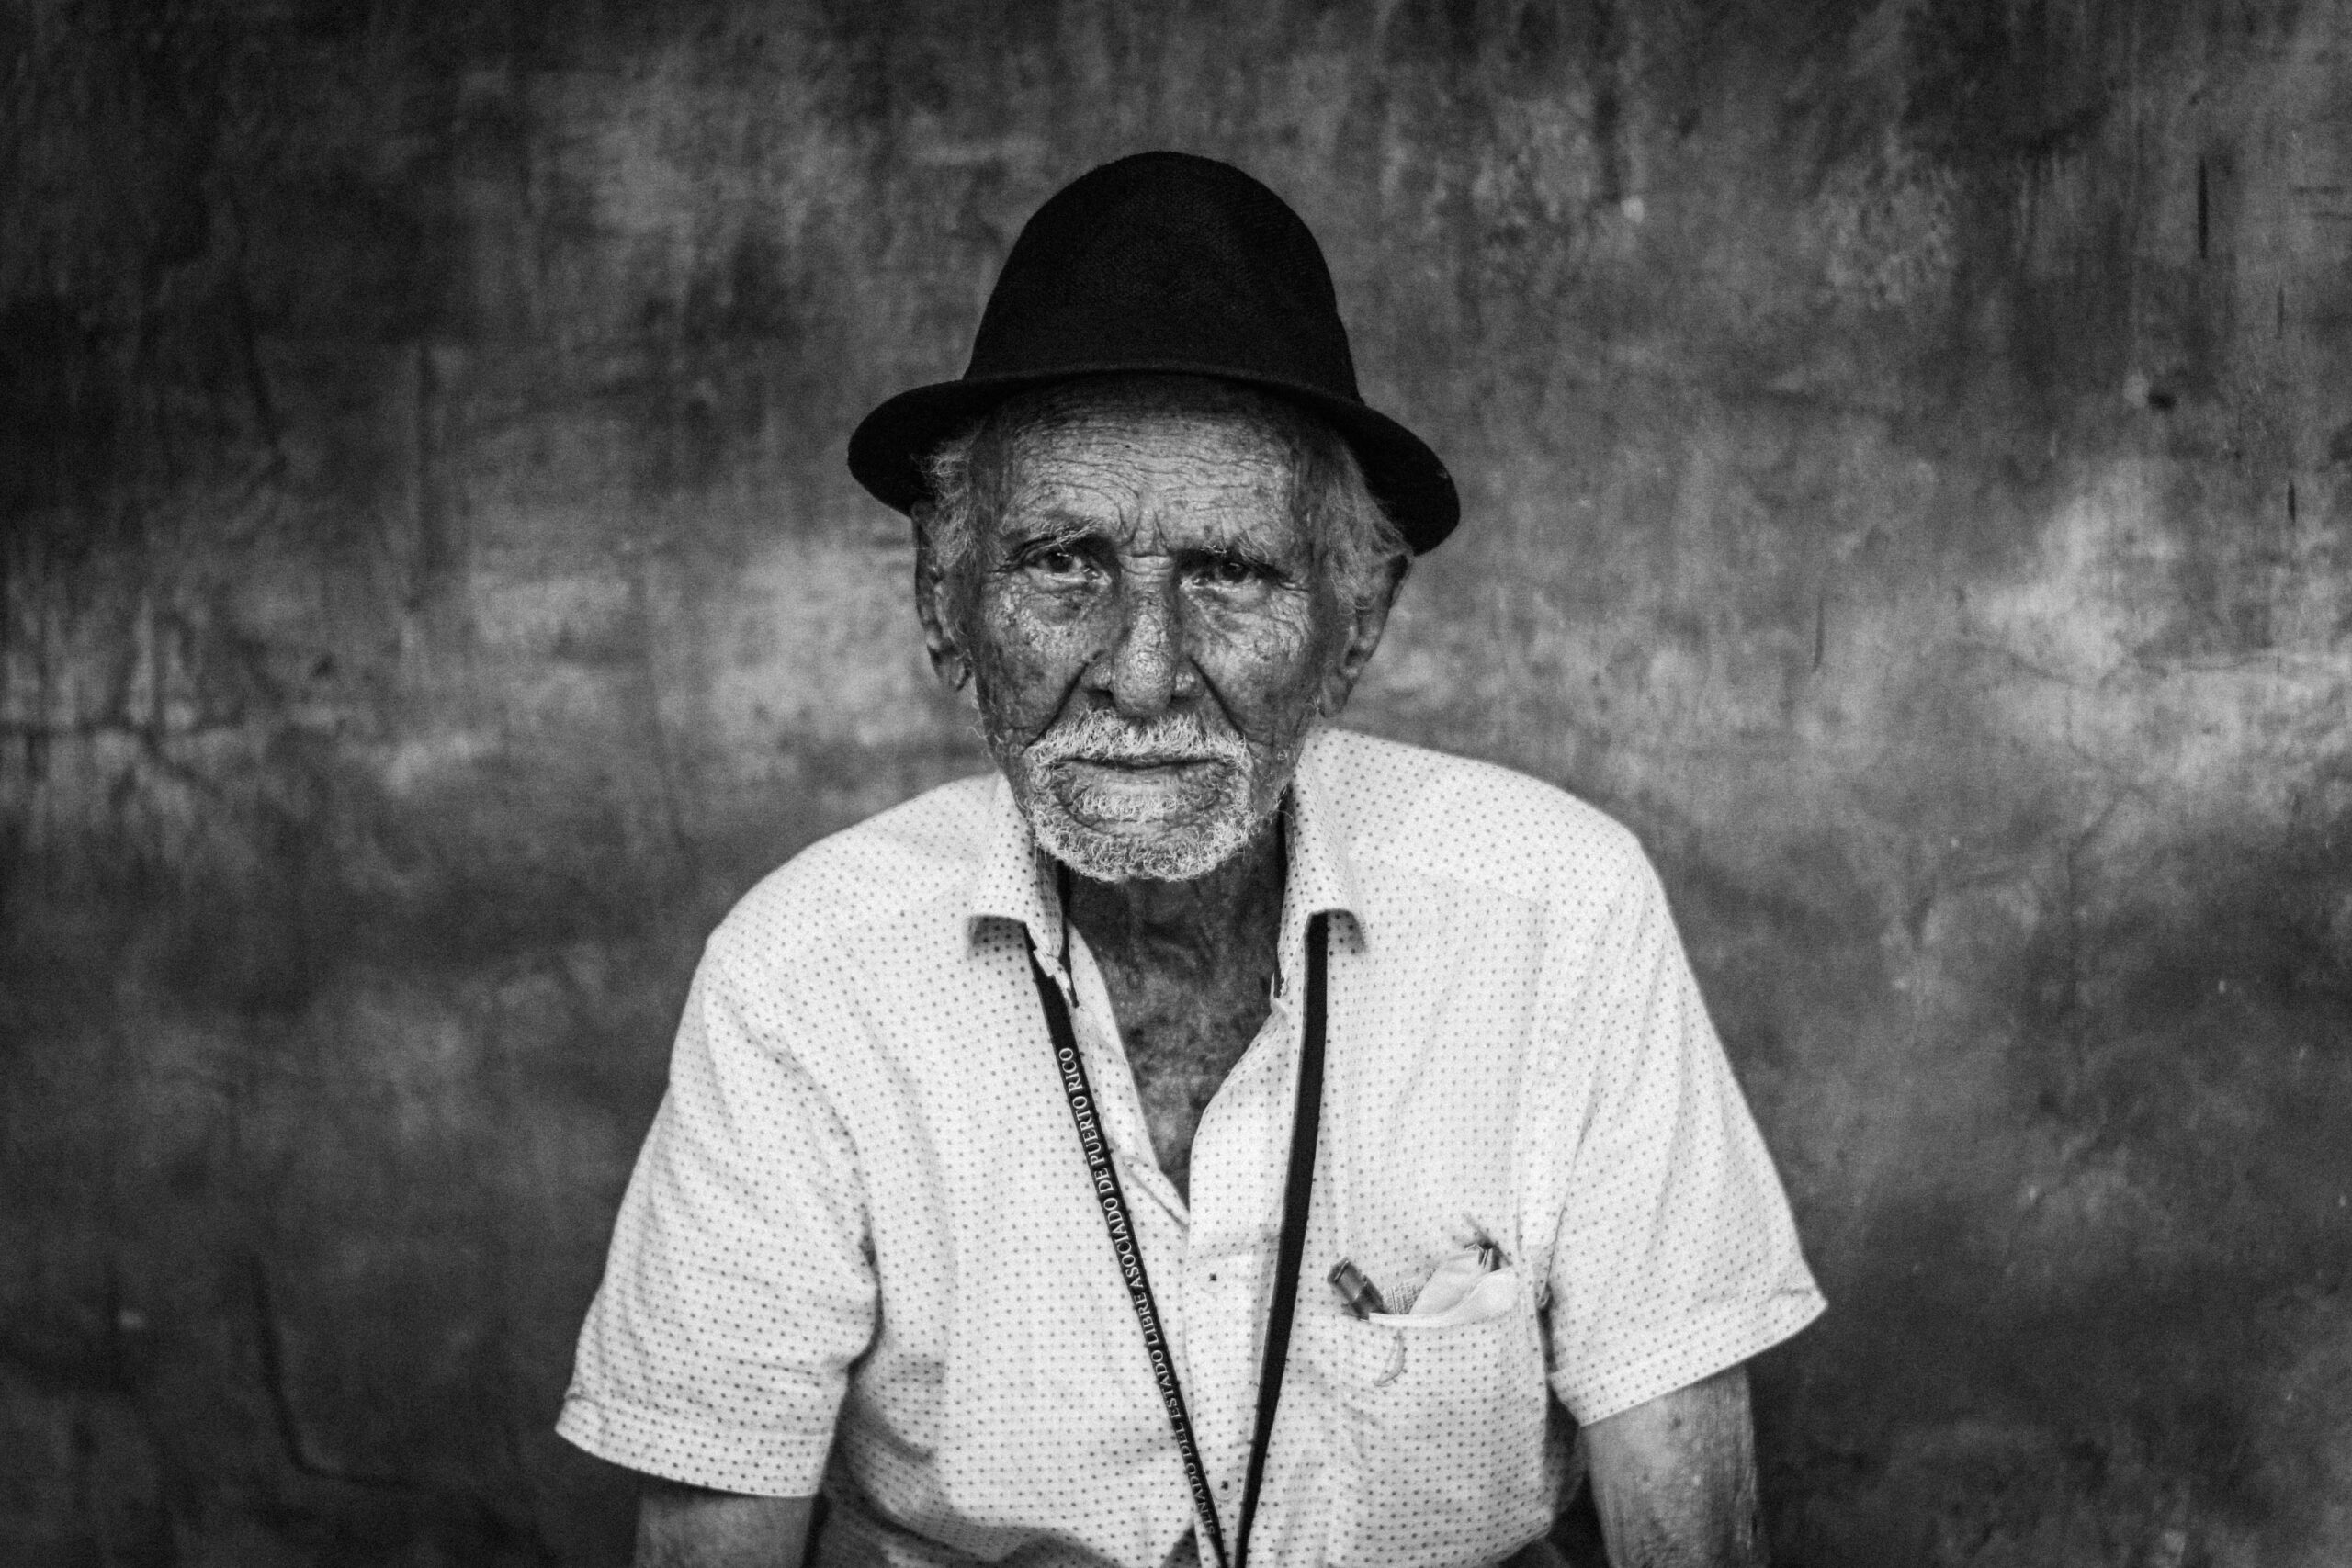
558, 728, 1824, 1567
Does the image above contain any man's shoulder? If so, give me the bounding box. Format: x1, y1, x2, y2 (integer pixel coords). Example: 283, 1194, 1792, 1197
1315, 729, 1647, 904
706, 772, 1001, 971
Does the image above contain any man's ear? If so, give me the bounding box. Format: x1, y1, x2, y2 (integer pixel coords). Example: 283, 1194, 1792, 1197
910, 511, 969, 691
1317, 553, 1410, 717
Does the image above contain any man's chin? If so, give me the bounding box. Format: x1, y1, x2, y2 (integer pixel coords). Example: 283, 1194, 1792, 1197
1029, 803, 1261, 884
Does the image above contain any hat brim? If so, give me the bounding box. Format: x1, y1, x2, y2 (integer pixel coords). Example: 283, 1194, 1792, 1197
847, 361, 1460, 555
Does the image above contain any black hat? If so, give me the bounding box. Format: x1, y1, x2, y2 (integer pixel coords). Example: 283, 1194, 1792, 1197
847, 151, 1459, 553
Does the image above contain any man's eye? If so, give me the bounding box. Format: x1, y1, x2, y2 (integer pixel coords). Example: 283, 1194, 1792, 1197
1199, 555, 1262, 587
1027, 546, 1087, 576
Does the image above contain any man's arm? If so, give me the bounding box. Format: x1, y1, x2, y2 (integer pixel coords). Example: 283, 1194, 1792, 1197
1581, 1364, 1766, 1568
633, 1480, 816, 1568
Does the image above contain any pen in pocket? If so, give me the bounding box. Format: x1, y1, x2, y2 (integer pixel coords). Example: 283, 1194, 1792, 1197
1328, 1258, 1386, 1318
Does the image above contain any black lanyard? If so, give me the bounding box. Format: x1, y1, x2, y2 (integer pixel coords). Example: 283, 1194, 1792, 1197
1023, 910, 1329, 1568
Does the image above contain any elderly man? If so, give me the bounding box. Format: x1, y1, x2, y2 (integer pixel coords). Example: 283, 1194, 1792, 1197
559, 152, 1823, 1568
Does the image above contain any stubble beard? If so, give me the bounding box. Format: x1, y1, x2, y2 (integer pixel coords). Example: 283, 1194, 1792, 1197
992, 707, 1299, 883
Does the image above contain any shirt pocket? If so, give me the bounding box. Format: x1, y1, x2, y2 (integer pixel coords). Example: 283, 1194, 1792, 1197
1300, 1270, 1556, 1567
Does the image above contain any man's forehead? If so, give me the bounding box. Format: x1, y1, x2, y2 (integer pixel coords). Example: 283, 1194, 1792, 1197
995, 378, 1298, 521
1011, 379, 1292, 458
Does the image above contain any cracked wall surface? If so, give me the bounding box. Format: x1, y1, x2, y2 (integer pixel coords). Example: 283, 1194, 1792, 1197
4, 1, 2349, 1563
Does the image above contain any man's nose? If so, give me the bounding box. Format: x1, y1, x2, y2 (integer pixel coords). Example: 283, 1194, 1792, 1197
1094, 574, 1200, 718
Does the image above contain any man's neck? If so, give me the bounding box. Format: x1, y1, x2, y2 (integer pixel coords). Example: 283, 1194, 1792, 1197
1057, 816, 1288, 1203
1059, 815, 1286, 973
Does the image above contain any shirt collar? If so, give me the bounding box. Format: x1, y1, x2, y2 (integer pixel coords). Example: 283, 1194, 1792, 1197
1282, 727, 1368, 951
967, 773, 1064, 959
962, 725, 1369, 954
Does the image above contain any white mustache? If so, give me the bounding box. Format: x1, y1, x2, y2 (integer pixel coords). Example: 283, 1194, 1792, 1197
1023, 709, 1249, 769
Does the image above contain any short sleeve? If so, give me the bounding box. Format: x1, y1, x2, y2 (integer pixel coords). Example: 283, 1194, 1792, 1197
557, 939, 876, 1495
1541, 856, 1825, 1424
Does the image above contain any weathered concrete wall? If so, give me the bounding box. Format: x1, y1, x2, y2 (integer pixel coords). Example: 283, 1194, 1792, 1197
5, 1, 2347, 1562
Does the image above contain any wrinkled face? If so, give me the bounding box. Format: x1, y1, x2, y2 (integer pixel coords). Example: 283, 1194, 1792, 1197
927, 390, 1382, 882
